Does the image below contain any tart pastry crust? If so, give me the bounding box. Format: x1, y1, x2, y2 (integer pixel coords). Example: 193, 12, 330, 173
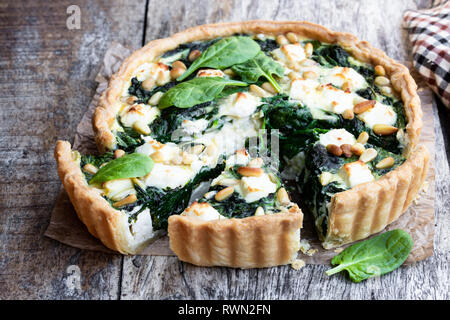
168, 206, 303, 268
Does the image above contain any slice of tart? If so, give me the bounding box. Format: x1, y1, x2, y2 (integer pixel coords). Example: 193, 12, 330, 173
169, 149, 303, 268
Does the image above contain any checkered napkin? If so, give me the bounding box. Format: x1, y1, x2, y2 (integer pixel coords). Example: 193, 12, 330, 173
404, 0, 450, 109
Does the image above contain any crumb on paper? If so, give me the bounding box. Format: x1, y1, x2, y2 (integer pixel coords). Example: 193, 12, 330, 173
413, 194, 421, 205
306, 249, 318, 256
299, 239, 311, 254
422, 180, 429, 194
334, 247, 344, 254
291, 259, 306, 270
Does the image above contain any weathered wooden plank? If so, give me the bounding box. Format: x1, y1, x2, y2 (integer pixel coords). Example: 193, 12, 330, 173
0, 0, 147, 299
120, 0, 449, 300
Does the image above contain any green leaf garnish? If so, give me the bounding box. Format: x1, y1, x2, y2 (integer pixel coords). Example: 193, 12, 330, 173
158, 77, 248, 109
177, 36, 261, 81
89, 153, 154, 185
231, 51, 285, 92
325, 229, 413, 282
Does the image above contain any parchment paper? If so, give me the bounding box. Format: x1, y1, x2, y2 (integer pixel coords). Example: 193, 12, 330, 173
45, 42, 436, 264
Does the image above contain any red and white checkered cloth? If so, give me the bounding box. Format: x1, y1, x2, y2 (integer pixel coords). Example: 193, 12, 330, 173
404, 0, 450, 109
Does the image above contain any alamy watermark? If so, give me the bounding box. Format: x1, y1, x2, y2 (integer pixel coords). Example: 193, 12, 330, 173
65, 264, 81, 293
66, 5, 81, 30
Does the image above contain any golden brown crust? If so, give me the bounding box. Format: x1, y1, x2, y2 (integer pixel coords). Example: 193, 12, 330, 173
323, 144, 430, 249
93, 20, 422, 156
168, 206, 303, 268
54, 140, 150, 254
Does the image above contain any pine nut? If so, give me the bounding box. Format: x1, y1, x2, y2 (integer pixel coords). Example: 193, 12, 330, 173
261, 82, 277, 94
380, 86, 393, 96
304, 42, 313, 57
287, 71, 299, 81
83, 164, 98, 175
223, 68, 236, 77
319, 172, 334, 186
350, 143, 365, 156
133, 120, 150, 135
148, 91, 164, 105
186, 144, 204, 155
357, 131, 370, 144
374, 76, 390, 86
248, 157, 264, 168
326, 144, 343, 157
303, 71, 318, 79
215, 186, 234, 202
360, 148, 378, 163
341, 144, 353, 158
172, 61, 186, 70
374, 65, 386, 76
237, 166, 263, 177
300, 58, 316, 66
276, 35, 289, 46
249, 84, 270, 98
113, 194, 137, 208
188, 50, 201, 62
286, 32, 299, 43
354, 100, 376, 114
342, 109, 354, 120
170, 67, 185, 80
376, 156, 395, 169
276, 187, 290, 205
141, 78, 155, 91
255, 206, 265, 216
114, 149, 125, 159
373, 124, 398, 136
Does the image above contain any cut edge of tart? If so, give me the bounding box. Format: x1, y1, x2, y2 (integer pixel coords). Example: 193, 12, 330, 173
55, 140, 303, 267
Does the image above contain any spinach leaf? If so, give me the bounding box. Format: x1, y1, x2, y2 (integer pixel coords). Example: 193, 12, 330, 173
150, 101, 219, 143
89, 153, 154, 185
81, 152, 114, 169
231, 51, 284, 92
158, 77, 248, 109
128, 77, 177, 104
254, 38, 279, 53
80, 152, 114, 181
177, 36, 261, 81
312, 44, 351, 68
206, 188, 277, 219
325, 229, 413, 282
115, 124, 144, 152
136, 162, 226, 230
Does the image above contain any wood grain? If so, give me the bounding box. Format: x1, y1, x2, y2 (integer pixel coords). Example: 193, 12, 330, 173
0, 0, 146, 299
1, 0, 448, 300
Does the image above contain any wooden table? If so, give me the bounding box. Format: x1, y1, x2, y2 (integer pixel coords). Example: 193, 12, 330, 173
1, 0, 449, 300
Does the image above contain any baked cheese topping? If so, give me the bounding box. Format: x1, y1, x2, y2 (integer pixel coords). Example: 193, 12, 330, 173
319, 129, 356, 147
181, 202, 226, 221
339, 160, 375, 188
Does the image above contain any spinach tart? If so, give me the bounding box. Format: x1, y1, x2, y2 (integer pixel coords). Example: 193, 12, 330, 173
55, 21, 429, 267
